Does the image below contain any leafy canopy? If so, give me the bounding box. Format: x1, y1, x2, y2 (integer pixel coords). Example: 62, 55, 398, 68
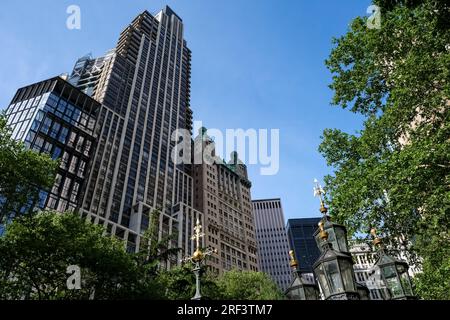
319, 0, 449, 299
0, 211, 163, 299
216, 269, 285, 300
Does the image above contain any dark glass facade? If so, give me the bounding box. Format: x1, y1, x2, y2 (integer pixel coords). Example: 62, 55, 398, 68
286, 217, 322, 274
5, 77, 99, 212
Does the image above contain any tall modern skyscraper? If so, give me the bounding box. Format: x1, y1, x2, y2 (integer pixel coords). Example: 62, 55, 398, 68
252, 198, 291, 291
286, 217, 322, 274
67, 6, 200, 263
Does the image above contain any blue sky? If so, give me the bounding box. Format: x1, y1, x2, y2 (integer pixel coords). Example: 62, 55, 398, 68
0, 0, 370, 222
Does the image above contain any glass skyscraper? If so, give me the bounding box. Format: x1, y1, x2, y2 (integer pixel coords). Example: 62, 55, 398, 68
4, 77, 99, 212
286, 217, 322, 274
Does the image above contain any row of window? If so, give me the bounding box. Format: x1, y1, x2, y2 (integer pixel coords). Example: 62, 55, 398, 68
44, 93, 96, 134
25, 113, 93, 159
253, 201, 282, 210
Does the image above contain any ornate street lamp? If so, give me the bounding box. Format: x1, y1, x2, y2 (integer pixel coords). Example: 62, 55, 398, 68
370, 229, 416, 300
285, 250, 320, 300
313, 222, 360, 300
181, 218, 217, 300
313, 179, 350, 255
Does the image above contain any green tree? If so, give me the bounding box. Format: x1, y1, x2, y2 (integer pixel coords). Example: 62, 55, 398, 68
319, 0, 449, 299
0, 115, 58, 225
0, 211, 163, 299
157, 265, 221, 300
135, 210, 181, 277
216, 269, 284, 300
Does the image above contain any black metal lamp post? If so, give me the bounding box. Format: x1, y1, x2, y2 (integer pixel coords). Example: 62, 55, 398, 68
370, 229, 416, 300
313, 220, 360, 300
181, 218, 217, 300
285, 250, 320, 300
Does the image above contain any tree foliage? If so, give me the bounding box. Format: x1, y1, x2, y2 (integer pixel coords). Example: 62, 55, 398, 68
157, 265, 221, 300
135, 210, 181, 277
319, 0, 449, 299
216, 269, 285, 300
0, 115, 58, 225
0, 208, 284, 300
156, 267, 285, 300
0, 211, 163, 299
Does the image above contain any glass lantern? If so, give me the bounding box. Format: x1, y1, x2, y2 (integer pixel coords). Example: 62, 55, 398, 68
314, 218, 350, 255
370, 228, 416, 300
375, 251, 416, 300
286, 250, 319, 300
313, 243, 360, 300
286, 273, 320, 300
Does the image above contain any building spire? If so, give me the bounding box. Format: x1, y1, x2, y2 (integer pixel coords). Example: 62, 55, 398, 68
313, 179, 328, 215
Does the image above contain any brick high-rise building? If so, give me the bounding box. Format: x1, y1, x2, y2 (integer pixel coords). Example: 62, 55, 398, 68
193, 129, 258, 274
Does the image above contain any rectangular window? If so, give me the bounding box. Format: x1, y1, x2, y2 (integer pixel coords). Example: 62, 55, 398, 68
52, 146, 62, 160
57, 199, 67, 212
76, 136, 84, 152
52, 174, 62, 194
84, 140, 92, 156
41, 117, 52, 134
69, 156, 78, 174
43, 141, 53, 154
61, 178, 72, 198
68, 131, 77, 147
47, 94, 59, 109
80, 113, 88, 127
49, 122, 61, 139
59, 126, 69, 143
72, 108, 81, 123
47, 195, 58, 209
33, 136, 44, 151
78, 160, 86, 178
61, 151, 70, 169
70, 182, 80, 202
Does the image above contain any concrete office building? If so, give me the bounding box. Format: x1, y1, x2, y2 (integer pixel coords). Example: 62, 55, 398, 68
193, 129, 258, 274
286, 217, 322, 274
252, 198, 292, 291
